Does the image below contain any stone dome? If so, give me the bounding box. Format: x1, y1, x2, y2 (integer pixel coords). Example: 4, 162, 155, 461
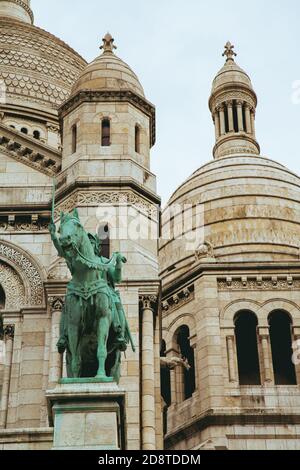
159, 155, 300, 282
0, 17, 86, 116
71, 33, 145, 98
211, 60, 253, 94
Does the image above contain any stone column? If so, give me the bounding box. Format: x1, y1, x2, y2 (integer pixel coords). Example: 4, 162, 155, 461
0, 325, 14, 429
219, 105, 226, 135
258, 326, 273, 384
226, 332, 238, 383
237, 101, 244, 132
227, 101, 234, 132
245, 104, 252, 134
140, 295, 156, 450
214, 111, 220, 140
250, 109, 256, 138
48, 297, 64, 389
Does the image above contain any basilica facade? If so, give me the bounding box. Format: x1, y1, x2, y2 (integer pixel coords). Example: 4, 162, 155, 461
0, 0, 299, 451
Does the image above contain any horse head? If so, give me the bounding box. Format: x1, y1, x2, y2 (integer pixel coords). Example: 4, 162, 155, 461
59, 208, 84, 253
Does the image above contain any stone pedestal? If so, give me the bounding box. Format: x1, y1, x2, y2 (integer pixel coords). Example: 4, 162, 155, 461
46, 380, 126, 450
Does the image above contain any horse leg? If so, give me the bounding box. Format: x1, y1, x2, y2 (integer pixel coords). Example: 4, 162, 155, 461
67, 298, 82, 378
96, 294, 111, 378
96, 315, 110, 378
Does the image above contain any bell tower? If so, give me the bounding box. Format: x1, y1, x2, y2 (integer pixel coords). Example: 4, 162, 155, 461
209, 42, 260, 159
54, 34, 162, 450
0, 0, 34, 24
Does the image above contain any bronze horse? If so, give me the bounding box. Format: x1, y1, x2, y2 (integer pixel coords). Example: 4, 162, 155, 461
49, 209, 129, 381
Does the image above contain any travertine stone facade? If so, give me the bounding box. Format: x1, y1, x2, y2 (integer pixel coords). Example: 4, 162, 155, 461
0, 3, 162, 451
0, 0, 300, 451
160, 44, 300, 451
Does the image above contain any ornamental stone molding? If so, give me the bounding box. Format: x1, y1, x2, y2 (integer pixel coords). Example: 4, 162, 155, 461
3, 0, 34, 23
0, 123, 62, 175
48, 296, 65, 313
162, 285, 194, 315
0, 261, 26, 310
0, 241, 45, 306
55, 191, 159, 220
218, 276, 298, 291
139, 294, 158, 311
3, 324, 15, 339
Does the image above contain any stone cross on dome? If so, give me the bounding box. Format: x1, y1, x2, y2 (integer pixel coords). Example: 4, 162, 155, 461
100, 33, 117, 54
222, 41, 237, 62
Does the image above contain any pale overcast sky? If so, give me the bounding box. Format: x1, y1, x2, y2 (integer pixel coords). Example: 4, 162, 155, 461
32, 0, 300, 204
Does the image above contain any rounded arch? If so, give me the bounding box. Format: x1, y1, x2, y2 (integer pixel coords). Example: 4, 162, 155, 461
165, 312, 196, 346
260, 299, 300, 324
0, 241, 46, 307
222, 298, 300, 327
0, 261, 25, 310
222, 300, 261, 325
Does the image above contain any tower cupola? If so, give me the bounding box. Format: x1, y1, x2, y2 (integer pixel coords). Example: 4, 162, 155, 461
209, 42, 260, 159
0, 0, 33, 24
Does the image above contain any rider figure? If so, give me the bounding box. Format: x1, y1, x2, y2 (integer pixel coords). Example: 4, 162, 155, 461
88, 232, 128, 351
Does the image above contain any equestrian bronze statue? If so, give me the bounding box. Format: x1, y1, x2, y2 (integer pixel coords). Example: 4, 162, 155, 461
49, 208, 135, 383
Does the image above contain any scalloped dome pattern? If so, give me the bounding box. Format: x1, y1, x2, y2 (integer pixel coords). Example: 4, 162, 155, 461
0, 18, 86, 112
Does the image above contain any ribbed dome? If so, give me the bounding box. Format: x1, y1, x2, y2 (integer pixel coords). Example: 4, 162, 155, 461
211, 41, 254, 94
71, 34, 145, 98
0, 17, 86, 115
159, 156, 300, 282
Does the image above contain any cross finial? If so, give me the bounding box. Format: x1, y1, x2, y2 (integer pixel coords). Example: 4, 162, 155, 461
100, 33, 117, 54
222, 41, 237, 62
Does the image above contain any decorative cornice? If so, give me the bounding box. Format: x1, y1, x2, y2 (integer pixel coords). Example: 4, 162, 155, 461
5, 0, 34, 23
0, 123, 61, 176
218, 276, 297, 291
162, 285, 194, 315
54, 189, 159, 221
59, 89, 156, 147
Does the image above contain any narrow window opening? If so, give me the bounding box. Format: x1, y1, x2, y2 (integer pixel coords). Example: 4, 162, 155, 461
21, 127, 28, 135
98, 223, 110, 259
101, 119, 110, 147
135, 125, 141, 153
233, 100, 239, 132
269, 311, 297, 385
177, 326, 196, 400
71, 124, 77, 154
224, 104, 229, 133
33, 130, 40, 140
242, 105, 247, 132
235, 311, 261, 385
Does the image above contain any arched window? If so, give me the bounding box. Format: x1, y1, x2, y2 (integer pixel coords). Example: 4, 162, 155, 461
176, 326, 195, 400
268, 311, 297, 385
33, 130, 40, 140
21, 127, 28, 135
135, 125, 141, 153
160, 340, 171, 408
9, 125, 15, 129
235, 311, 261, 385
98, 223, 110, 259
71, 124, 77, 154
101, 119, 110, 147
